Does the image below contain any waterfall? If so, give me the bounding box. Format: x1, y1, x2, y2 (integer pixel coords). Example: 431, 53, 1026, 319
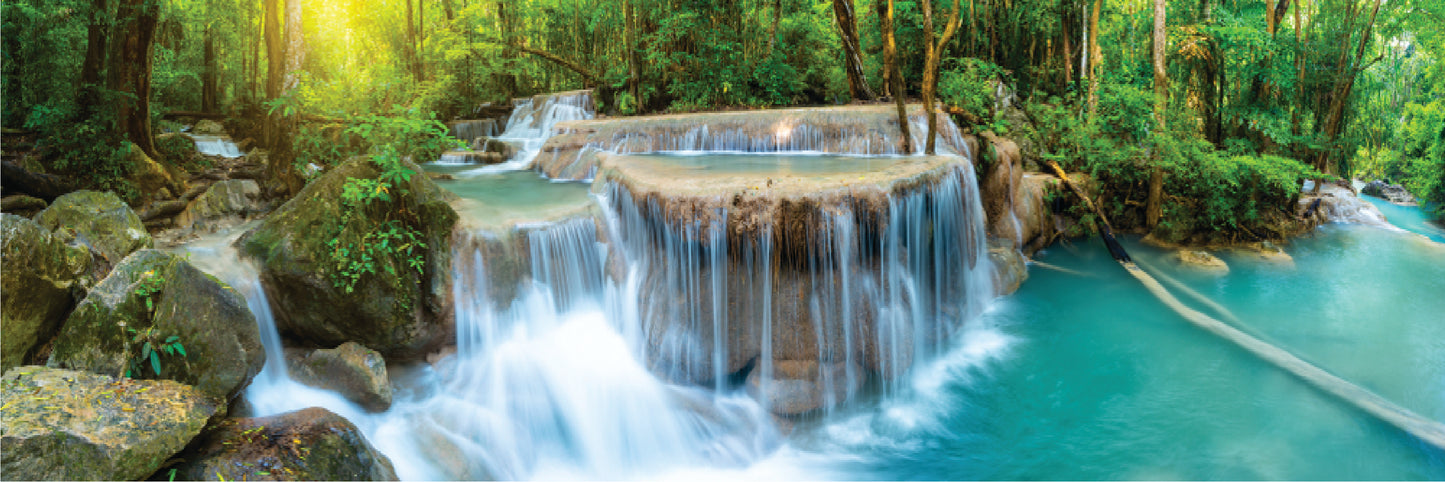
535, 105, 976, 180
453, 91, 595, 175
190, 135, 244, 158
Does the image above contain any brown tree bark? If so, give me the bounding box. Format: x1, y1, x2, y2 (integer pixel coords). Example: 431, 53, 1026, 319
833, 0, 875, 101
263, 0, 283, 147
1146, 0, 1166, 229
1315, 0, 1383, 174
77, 0, 111, 120
625, 0, 641, 108
1087, 0, 1102, 120
202, 26, 217, 112
111, 0, 161, 161
497, 0, 517, 97
921, 0, 962, 155
767, 0, 783, 59
883, 0, 911, 154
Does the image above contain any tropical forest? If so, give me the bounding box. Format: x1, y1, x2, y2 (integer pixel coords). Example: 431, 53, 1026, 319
1, 0, 1443, 479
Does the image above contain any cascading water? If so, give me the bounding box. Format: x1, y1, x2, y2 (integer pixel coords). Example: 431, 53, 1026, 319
190, 134, 244, 158
445, 91, 595, 174
188, 96, 1007, 480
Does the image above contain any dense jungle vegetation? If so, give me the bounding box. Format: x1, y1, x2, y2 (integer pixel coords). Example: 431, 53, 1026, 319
4, 0, 1443, 238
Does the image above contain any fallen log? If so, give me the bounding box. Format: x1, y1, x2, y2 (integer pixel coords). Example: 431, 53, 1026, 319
1, 161, 75, 201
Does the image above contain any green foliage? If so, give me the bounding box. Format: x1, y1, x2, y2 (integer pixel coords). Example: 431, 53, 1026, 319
124, 270, 188, 378
939, 58, 1007, 129
325, 148, 429, 297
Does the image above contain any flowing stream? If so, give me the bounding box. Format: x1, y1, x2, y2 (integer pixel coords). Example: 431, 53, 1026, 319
171, 95, 1445, 480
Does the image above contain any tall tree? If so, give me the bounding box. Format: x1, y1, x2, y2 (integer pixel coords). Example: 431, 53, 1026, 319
1315, 0, 1385, 175
883, 0, 911, 154
1146, 0, 1166, 228
263, 0, 282, 146
921, 0, 962, 155
1087, 0, 1102, 119
77, 0, 113, 121
833, 0, 875, 101
111, 0, 162, 160
202, 25, 217, 112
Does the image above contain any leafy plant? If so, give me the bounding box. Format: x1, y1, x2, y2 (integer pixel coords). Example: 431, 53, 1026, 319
125, 326, 187, 378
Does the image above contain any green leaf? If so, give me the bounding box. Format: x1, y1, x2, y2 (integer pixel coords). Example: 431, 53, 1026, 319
150, 352, 162, 375
175, 344, 187, 357
165, 335, 179, 343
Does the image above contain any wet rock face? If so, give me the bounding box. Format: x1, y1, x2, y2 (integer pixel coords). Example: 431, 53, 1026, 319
1, 214, 92, 371
1362, 179, 1417, 205
286, 342, 393, 412
745, 359, 863, 416
239, 157, 459, 361
989, 239, 1029, 297
171, 407, 398, 481
0, 366, 221, 481
48, 250, 264, 402
34, 190, 153, 264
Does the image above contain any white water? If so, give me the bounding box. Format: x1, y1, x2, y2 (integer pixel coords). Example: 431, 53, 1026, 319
453, 91, 595, 176
194, 96, 1003, 480
190, 135, 244, 158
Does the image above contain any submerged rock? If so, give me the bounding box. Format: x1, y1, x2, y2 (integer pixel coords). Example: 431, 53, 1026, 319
34, 190, 153, 264
286, 342, 393, 412
0, 366, 221, 481
48, 250, 264, 401
193, 119, 226, 135
1, 214, 92, 371
745, 359, 863, 416
240, 157, 458, 361
171, 407, 397, 481
1176, 249, 1229, 275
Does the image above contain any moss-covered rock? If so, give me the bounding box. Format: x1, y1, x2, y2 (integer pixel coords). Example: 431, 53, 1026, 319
239, 157, 458, 361
48, 250, 264, 401
35, 190, 154, 264
286, 342, 393, 412
0, 366, 221, 481
1, 214, 93, 371
171, 407, 398, 481
174, 179, 264, 233
0, 194, 47, 217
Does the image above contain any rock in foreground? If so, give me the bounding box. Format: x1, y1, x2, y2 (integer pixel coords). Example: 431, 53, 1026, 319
1, 214, 92, 371
240, 157, 458, 361
0, 366, 221, 481
48, 250, 264, 401
171, 407, 398, 481
287, 342, 393, 412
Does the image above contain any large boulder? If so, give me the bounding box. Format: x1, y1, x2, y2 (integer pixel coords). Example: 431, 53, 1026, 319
47, 250, 264, 401
121, 143, 185, 199
286, 342, 393, 412
173, 179, 265, 233
34, 190, 153, 264
1, 215, 93, 371
0, 366, 221, 481
240, 157, 458, 361
171, 407, 398, 481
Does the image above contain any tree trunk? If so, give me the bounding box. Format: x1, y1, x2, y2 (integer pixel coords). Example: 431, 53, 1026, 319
884, 0, 911, 154
625, 0, 642, 108
77, 0, 112, 121
497, 0, 517, 97
266, 0, 306, 197
406, 0, 419, 80
1146, 0, 1166, 229
921, 0, 962, 155
832, 0, 875, 101
767, 0, 783, 60
1315, 0, 1383, 174
263, 0, 283, 147
202, 26, 217, 113
1087, 0, 1102, 120
111, 0, 161, 161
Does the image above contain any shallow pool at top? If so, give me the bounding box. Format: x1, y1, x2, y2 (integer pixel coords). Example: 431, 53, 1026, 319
783, 225, 1445, 480
620, 153, 912, 177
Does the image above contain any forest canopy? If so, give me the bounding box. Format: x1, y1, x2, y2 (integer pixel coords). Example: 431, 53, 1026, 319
3, 0, 1443, 225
